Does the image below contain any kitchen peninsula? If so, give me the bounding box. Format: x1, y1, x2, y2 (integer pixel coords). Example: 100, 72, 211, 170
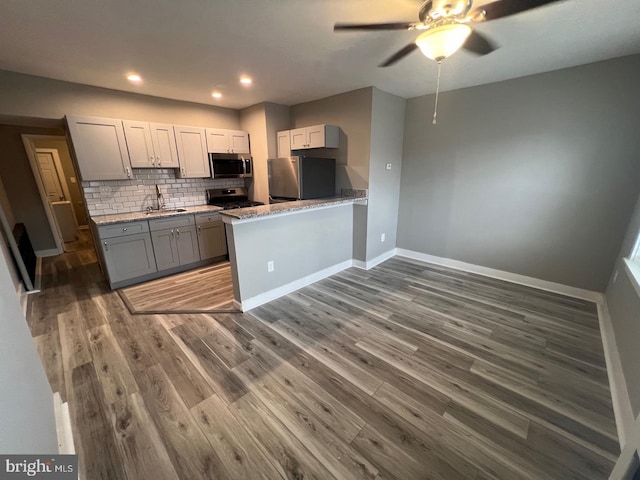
220, 193, 367, 311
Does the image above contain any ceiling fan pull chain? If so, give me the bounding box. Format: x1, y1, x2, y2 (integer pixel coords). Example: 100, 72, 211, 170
432, 60, 443, 124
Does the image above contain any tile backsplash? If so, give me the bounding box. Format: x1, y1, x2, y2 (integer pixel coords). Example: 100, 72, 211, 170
82, 169, 245, 216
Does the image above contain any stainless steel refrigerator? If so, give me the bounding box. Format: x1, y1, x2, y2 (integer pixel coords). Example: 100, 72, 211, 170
268, 156, 336, 201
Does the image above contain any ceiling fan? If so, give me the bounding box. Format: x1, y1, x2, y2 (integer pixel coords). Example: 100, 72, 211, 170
334, 0, 565, 66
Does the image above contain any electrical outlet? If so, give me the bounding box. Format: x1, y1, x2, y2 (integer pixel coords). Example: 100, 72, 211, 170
381, 233, 386, 242
267, 261, 275, 272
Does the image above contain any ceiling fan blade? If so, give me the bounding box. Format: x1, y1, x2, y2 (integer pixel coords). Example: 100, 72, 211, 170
462, 30, 497, 56
418, 1, 433, 22
379, 43, 419, 67
480, 0, 565, 21
334, 22, 413, 31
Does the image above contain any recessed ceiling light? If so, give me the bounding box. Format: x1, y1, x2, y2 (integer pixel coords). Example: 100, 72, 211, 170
127, 73, 142, 83
239, 75, 252, 86
211, 92, 222, 99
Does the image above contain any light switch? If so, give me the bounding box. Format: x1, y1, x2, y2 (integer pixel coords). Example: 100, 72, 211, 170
385, 163, 392, 170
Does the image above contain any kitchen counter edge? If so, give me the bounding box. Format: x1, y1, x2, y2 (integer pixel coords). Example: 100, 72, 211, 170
91, 205, 224, 226
219, 196, 368, 222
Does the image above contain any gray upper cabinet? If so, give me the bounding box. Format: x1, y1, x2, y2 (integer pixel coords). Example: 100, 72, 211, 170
123, 121, 179, 169
150, 123, 180, 168
287, 124, 339, 150
97, 221, 157, 286
206, 128, 250, 155
174, 125, 210, 178
277, 130, 291, 158
67, 115, 132, 181
123, 120, 155, 168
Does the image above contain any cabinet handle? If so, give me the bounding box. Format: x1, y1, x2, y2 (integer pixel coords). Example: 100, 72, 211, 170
197, 225, 201, 235
156, 155, 161, 166
126, 166, 131, 177
104, 241, 108, 251
122, 227, 127, 232
176, 228, 180, 237
170, 229, 174, 237
150, 155, 155, 166
181, 167, 186, 176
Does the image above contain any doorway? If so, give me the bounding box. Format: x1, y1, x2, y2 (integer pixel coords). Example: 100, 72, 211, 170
22, 134, 88, 253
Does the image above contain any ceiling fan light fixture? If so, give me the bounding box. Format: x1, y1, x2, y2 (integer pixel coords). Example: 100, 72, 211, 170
416, 23, 472, 61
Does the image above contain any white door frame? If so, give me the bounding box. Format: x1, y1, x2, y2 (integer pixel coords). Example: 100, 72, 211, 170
21, 134, 65, 256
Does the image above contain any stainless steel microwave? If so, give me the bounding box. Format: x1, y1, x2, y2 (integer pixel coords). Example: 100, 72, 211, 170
209, 153, 253, 178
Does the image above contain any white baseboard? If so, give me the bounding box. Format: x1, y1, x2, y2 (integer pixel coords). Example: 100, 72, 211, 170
598, 301, 633, 448
36, 248, 61, 257
395, 249, 603, 303
237, 260, 353, 311
353, 248, 397, 271
53, 392, 75, 455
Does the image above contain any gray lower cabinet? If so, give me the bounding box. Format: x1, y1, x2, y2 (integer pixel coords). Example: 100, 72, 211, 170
149, 216, 199, 271
97, 221, 157, 285
95, 211, 224, 288
195, 212, 227, 260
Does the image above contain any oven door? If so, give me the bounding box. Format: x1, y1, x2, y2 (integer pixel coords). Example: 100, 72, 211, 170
209, 154, 249, 178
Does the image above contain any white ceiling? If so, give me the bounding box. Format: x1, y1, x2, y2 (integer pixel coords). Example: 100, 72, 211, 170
1, 0, 639, 110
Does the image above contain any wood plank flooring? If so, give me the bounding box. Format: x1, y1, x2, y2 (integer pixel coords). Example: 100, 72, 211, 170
118, 262, 238, 314
27, 246, 618, 479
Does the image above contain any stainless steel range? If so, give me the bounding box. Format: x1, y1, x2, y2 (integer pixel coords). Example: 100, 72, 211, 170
206, 187, 264, 210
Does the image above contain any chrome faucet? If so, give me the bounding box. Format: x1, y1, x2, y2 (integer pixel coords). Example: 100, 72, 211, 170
155, 184, 164, 210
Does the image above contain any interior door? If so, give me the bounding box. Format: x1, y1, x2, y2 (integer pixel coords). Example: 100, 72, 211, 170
36, 151, 65, 201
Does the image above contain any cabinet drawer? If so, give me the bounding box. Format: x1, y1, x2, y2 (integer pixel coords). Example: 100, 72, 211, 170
195, 212, 222, 225
98, 220, 149, 239
148, 214, 194, 231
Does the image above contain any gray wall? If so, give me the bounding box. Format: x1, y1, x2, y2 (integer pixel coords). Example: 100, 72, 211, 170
290, 88, 373, 192
229, 205, 353, 302
606, 192, 640, 418
366, 88, 405, 261
0, 241, 58, 453
240, 104, 270, 204
238, 102, 291, 205
290, 88, 374, 262
0, 69, 239, 128
398, 55, 640, 292
0, 125, 61, 251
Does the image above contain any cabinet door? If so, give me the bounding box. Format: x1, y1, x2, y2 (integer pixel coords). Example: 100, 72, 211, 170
67, 115, 132, 181
306, 125, 326, 149
175, 126, 210, 178
101, 233, 157, 284
229, 130, 250, 154
205, 128, 230, 153
150, 229, 180, 271
149, 123, 179, 168
290, 127, 307, 150
277, 131, 290, 158
123, 120, 155, 168
197, 222, 227, 260
176, 225, 200, 265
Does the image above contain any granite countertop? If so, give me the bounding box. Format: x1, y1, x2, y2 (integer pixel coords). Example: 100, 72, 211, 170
91, 205, 223, 226
219, 195, 367, 221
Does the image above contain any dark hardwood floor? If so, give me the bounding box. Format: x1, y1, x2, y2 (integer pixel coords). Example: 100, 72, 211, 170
27, 243, 618, 479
